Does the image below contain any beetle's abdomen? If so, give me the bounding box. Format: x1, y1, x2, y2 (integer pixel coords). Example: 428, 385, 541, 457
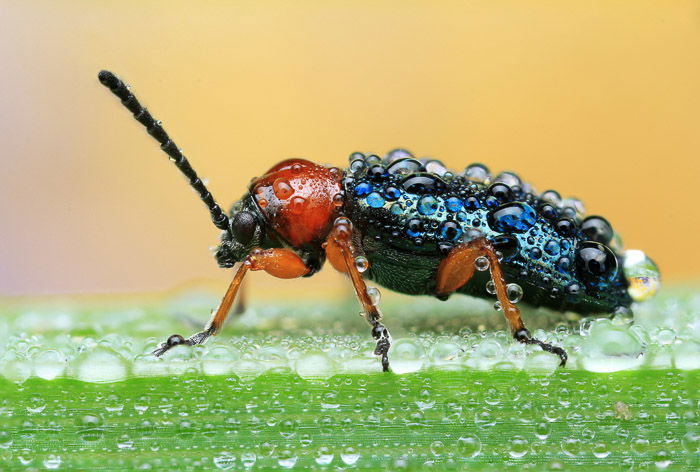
343, 150, 639, 313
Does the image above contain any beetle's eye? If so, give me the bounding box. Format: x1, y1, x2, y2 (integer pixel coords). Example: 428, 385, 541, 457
230, 211, 257, 244
575, 241, 618, 283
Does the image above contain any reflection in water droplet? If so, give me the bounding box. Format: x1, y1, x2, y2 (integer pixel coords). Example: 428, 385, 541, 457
289, 196, 306, 215
273, 178, 294, 200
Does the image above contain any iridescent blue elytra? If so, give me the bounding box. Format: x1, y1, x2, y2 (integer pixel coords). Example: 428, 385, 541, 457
342, 149, 653, 314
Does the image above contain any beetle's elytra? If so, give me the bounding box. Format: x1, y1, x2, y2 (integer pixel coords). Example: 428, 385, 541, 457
98, 70, 660, 371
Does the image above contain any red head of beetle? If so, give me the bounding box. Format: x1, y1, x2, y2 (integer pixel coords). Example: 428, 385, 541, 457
251, 159, 345, 248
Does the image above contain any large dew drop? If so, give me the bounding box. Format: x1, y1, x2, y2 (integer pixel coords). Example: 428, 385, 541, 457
623, 249, 660, 302
487, 202, 537, 233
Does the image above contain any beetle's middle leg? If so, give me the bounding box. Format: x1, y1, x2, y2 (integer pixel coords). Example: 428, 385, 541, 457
325, 217, 391, 372
435, 237, 568, 367
153, 248, 311, 357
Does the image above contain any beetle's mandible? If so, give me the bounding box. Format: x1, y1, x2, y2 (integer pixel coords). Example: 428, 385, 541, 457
98, 70, 660, 371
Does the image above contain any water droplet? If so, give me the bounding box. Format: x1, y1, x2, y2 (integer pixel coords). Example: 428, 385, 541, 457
340, 446, 360, 465
575, 242, 618, 282
315, 446, 334, 465
445, 196, 462, 212
544, 240, 560, 256
272, 178, 294, 199
464, 164, 491, 184
387, 158, 425, 175
494, 171, 522, 188
486, 280, 496, 295
475, 256, 489, 271
367, 286, 381, 306
213, 452, 237, 470
71, 347, 128, 383
390, 202, 404, 215
406, 218, 423, 238
354, 256, 369, 272
354, 182, 372, 196
417, 195, 439, 215
622, 249, 660, 302
33, 349, 66, 380
439, 221, 462, 241
349, 159, 365, 173
430, 440, 445, 456
289, 196, 306, 215
580, 216, 613, 244
366, 192, 385, 208
508, 435, 529, 458
506, 283, 523, 303
277, 449, 298, 468
42, 454, 61, 469
401, 173, 446, 195
383, 186, 401, 201
592, 442, 610, 459
487, 202, 537, 233
240, 452, 257, 468
456, 435, 482, 458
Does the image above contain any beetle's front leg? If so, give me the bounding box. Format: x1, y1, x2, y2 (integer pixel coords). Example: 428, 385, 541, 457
153, 248, 311, 357
436, 237, 567, 367
325, 217, 392, 372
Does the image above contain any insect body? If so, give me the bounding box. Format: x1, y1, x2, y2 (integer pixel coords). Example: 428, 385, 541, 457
98, 70, 660, 371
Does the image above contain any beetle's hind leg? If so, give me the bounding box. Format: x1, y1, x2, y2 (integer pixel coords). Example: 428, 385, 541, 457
435, 237, 567, 367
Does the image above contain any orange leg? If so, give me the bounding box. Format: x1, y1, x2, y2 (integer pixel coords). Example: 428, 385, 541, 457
153, 248, 310, 357
436, 237, 567, 367
325, 217, 391, 372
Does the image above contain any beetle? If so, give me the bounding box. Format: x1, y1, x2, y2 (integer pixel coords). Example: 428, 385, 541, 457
98, 70, 660, 371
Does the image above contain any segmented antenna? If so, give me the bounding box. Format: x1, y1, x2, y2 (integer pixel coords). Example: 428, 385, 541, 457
98, 70, 231, 233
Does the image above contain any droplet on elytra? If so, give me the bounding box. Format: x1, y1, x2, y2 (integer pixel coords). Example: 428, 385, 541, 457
464, 163, 491, 184
417, 195, 439, 215
487, 202, 537, 233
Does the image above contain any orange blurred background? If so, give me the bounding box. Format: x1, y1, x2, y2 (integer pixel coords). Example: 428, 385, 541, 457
1, 1, 698, 297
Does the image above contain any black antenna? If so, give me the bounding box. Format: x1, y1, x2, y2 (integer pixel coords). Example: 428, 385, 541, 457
98, 70, 231, 233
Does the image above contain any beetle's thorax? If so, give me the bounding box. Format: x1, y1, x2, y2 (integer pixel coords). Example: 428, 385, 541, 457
251, 159, 345, 248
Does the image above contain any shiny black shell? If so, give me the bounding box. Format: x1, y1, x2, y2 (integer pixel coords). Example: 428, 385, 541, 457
342, 150, 631, 314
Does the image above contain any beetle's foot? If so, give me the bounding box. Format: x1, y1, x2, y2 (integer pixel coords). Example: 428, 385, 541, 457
371, 324, 391, 372
152, 327, 215, 357
514, 328, 568, 367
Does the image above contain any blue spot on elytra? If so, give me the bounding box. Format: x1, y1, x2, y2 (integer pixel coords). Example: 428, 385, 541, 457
417, 196, 439, 216
366, 192, 385, 208
355, 182, 372, 196
487, 202, 537, 234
